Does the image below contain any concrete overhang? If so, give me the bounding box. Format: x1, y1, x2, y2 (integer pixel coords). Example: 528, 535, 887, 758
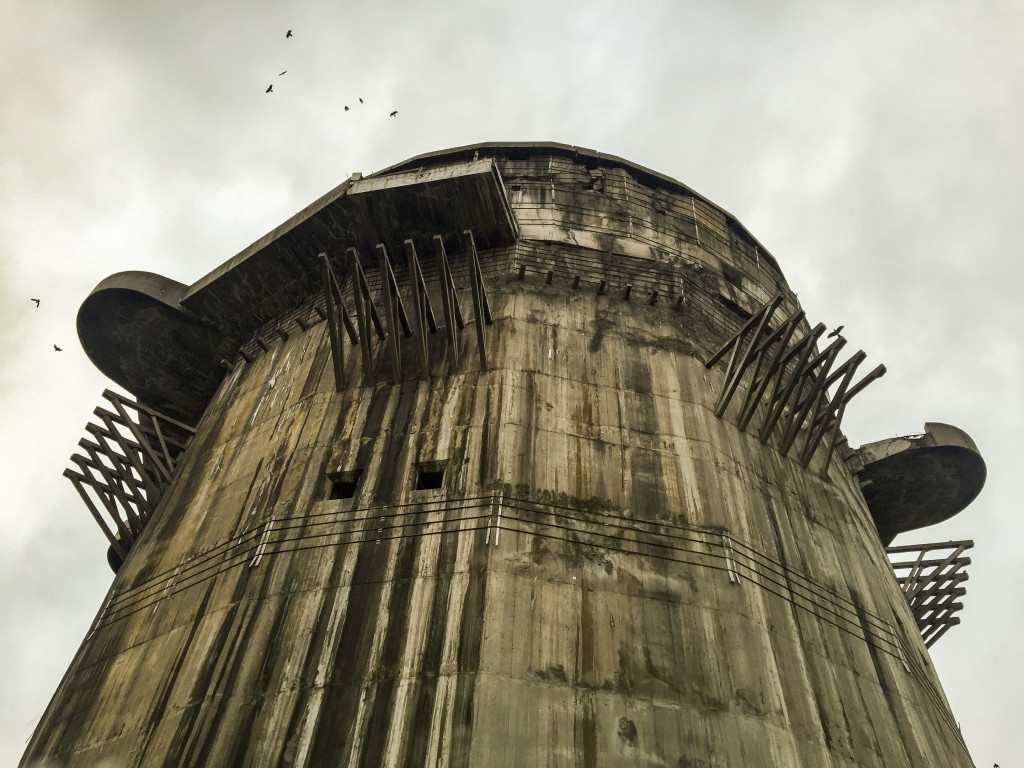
179, 159, 517, 340
854, 422, 986, 545
375, 140, 783, 275
77, 159, 518, 424
77, 271, 239, 424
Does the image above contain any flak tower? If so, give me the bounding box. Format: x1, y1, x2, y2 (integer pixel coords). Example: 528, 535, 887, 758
26, 143, 984, 767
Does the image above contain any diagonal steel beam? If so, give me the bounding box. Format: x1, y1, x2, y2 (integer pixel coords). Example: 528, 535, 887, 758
799, 350, 866, 467
320, 252, 347, 390
107, 396, 173, 484
65, 468, 131, 558
462, 230, 490, 370
321, 254, 359, 344
434, 235, 462, 367
103, 389, 195, 434
347, 248, 377, 383
758, 323, 825, 443
76, 437, 150, 512
72, 448, 145, 537
777, 343, 843, 456
376, 244, 412, 336
463, 230, 492, 324
376, 244, 404, 381
711, 296, 783, 418
348, 248, 385, 340
404, 239, 434, 378
704, 292, 784, 369
91, 413, 163, 501
737, 309, 806, 430
144, 413, 176, 472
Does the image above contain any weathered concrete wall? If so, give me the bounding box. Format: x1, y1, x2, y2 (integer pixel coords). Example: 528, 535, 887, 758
24, 149, 972, 767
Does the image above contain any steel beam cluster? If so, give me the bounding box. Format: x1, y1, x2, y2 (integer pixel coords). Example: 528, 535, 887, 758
887, 540, 973, 648
320, 230, 492, 387
704, 293, 886, 475
64, 390, 195, 561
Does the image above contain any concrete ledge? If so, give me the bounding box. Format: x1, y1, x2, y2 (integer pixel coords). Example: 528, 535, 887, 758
77, 271, 238, 424
76, 161, 519, 423
855, 423, 986, 544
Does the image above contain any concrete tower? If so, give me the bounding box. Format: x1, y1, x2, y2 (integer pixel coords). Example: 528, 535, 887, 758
26, 143, 985, 767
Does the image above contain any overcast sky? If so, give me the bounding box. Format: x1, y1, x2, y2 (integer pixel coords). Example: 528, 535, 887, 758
1, 1, 1021, 764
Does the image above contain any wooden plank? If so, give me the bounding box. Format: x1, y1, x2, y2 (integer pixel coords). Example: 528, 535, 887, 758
886, 540, 974, 555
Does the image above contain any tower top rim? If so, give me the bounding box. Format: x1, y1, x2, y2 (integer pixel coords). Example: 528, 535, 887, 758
372, 141, 776, 266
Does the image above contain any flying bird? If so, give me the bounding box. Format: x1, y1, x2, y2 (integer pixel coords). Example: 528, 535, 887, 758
389, 110, 398, 117
344, 105, 349, 111
279, 70, 287, 76
53, 344, 62, 352
827, 325, 844, 338
266, 84, 273, 93
359, 98, 363, 103
30, 298, 40, 307
286, 30, 293, 38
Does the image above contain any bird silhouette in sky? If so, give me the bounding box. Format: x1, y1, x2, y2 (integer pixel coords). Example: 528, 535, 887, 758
390, 110, 398, 117
827, 325, 844, 338
359, 98, 363, 103
279, 70, 287, 76
344, 105, 349, 111
266, 84, 273, 93
286, 30, 293, 38
30, 298, 40, 307
53, 344, 62, 352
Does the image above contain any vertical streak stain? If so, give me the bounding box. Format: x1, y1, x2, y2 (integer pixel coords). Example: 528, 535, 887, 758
448, 531, 489, 768
305, 538, 390, 766
404, 522, 459, 766
356, 532, 419, 767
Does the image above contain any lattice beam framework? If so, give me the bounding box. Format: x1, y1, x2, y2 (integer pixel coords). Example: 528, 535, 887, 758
320, 252, 356, 391
317, 231, 493, 386
704, 294, 886, 474
463, 229, 493, 371
888, 540, 973, 647
404, 239, 436, 378
64, 391, 195, 559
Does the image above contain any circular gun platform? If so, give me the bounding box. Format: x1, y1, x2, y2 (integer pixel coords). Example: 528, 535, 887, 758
855, 422, 986, 545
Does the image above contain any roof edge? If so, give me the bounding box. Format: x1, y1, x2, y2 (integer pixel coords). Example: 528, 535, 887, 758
370, 141, 779, 271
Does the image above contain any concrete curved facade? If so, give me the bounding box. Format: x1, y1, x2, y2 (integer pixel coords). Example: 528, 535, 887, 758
25, 144, 974, 767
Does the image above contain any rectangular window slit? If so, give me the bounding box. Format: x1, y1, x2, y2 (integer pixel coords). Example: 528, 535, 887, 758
328, 469, 362, 500
415, 460, 448, 491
